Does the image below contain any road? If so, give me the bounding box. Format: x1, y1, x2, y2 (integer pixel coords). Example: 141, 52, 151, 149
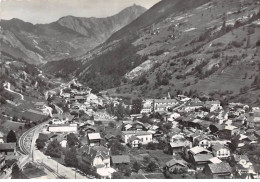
19, 120, 87, 179
3, 82, 24, 100
54, 104, 63, 115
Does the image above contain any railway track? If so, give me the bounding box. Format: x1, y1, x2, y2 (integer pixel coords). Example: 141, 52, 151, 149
18, 121, 49, 155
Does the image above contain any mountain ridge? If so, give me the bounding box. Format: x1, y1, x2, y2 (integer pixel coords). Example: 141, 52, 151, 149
0, 5, 146, 64
43, 0, 260, 106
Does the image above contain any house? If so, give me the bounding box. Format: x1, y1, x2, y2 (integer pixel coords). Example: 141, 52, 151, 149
0, 132, 4, 143
165, 159, 187, 173
168, 133, 185, 143
232, 155, 255, 176
48, 124, 77, 133
169, 141, 192, 155
111, 155, 130, 167
193, 154, 214, 170
121, 131, 152, 145
211, 143, 231, 159
88, 133, 102, 146
128, 136, 141, 148
218, 125, 239, 140
122, 124, 133, 131
205, 101, 222, 112
53, 134, 68, 148
193, 135, 211, 149
0, 143, 16, 159
209, 157, 222, 164
132, 122, 145, 131
143, 123, 152, 130
168, 113, 181, 122
51, 117, 64, 125
0, 154, 5, 169
104, 134, 116, 142
204, 162, 232, 179
140, 107, 152, 114
81, 146, 110, 169
188, 146, 212, 161
153, 99, 178, 112
185, 100, 204, 112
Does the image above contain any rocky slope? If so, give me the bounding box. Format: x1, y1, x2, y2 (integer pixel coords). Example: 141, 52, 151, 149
0, 5, 146, 65
44, 0, 260, 105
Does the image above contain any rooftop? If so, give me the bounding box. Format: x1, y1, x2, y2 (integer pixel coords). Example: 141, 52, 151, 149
88, 133, 102, 140
194, 154, 213, 162
189, 146, 211, 155
0, 143, 16, 150
209, 157, 222, 164
154, 99, 178, 103
165, 159, 187, 168
208, 162, 232, 174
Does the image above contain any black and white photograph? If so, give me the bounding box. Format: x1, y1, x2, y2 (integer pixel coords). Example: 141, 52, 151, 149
0, 0, 260, 179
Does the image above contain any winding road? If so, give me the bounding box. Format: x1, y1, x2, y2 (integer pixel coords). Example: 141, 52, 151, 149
3, 82, 24, 100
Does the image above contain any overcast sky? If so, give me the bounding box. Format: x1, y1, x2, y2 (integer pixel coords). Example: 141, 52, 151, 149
1, 0, 161, 24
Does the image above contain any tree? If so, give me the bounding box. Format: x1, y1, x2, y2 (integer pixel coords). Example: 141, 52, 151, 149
7, 130, 17, 143
11, 163, 25, 179
36, 139, 46, 150
131, 98, 142, 114
108, 122, 115, 128
109, 140, 125, 155
64, 147, 78, 167
112, 172, 125, 179
146, 161, 157, 172
228, 134, 240, 152
115, 103, 125, 120
132, 161, 141, 172
146, 142, 158, 150
45, 140, 62, 158
67, 133, 79, 148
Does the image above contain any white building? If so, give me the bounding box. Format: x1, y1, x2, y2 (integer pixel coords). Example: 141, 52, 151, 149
154, 99, 178, 112
121, 131, 152, 145
48, 124, 77, 133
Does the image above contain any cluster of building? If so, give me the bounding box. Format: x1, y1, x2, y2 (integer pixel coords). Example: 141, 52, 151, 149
0, 132, 18, 173
36, 79, 260, 179
135, 94, 260, 179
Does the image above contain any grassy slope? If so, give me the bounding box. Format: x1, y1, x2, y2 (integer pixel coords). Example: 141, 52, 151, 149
108, 0, 260, 105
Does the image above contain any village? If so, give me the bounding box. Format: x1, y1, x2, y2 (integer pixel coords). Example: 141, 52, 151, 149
1, 78, 260, 179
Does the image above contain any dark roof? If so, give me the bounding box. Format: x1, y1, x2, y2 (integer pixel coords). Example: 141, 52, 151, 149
212, 143, 229, 152
0, 143, 16, 150
111, 155, 130, 164
165, 159, 187, 168
80, 145, 110, 162
208, 162, 232, 174
247, 135, 258, 141
104, 134, 116, 140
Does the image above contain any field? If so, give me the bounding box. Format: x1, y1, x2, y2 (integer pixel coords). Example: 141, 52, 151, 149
23, 164, 47, 179
22, 111, 48, 122
147, 150, 175, 167
0, 120, 24, 134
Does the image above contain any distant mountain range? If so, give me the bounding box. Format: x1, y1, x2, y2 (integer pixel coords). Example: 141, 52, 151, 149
0, 5, 146, 64
43, 0, 260, 106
